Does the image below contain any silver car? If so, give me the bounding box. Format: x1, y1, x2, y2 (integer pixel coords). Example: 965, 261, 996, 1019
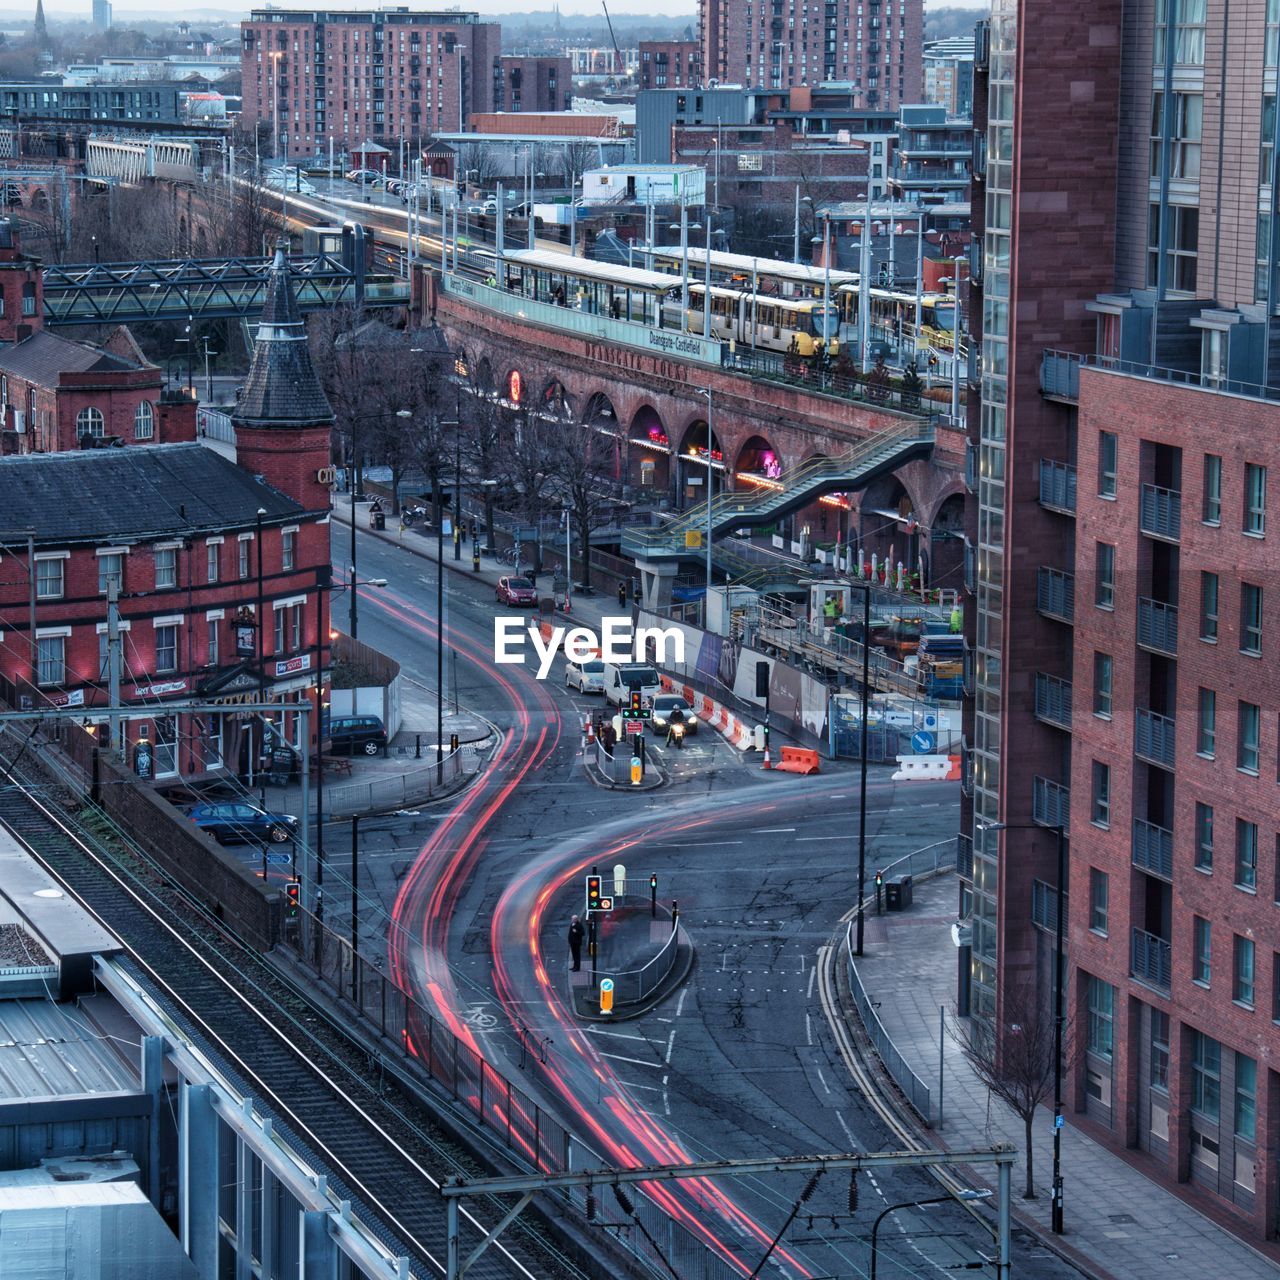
565, 657, 606, 693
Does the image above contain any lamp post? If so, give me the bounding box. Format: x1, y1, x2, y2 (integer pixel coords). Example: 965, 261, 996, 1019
349, 407, 411, 639
694, 387, 714, 612
981, 817, 1068, 1235
869, 1190, 991, 1279
702, 211, 713, 340
201, 338, 217, 404
255, 507, 267, 803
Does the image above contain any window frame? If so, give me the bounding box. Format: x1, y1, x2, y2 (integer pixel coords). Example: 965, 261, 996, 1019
1089, 868, 1109, 935
1091, 760, 1111, 828
155, 623, 179, 675
1196, 686, 1216, 756
1150, 1009, 1170, 1091
1093, 652, 1113, 718
35, 634, 66, 687
1200, 570, 1219, 641
1086, 976, 1114, 1060
76, 406, 105, 439
1241, 582, 1263, 656
1233, 934, 1256, 1007
1191, 1030, 1221, 1122
1202, 453, 1222, 524
1237, 700, 1261, 774
1097, 431, 1118, 498
1194, 801, 1214, 871
1234, 1053, 1257, 1142
1244, 462, 1266, 536
134, 400, 154, 440
154, 546, 178, 591
34, 556, 64, 600
1193, 914, 1212, 985
1095, 542, 1116, 610
1236, 817, 1259, 890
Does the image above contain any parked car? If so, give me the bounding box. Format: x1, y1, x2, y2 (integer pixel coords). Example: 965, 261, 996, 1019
565, 657, 606, 694
346, 168, 381, 183
651, 694, 697, 734
496, 576, 538, 607
188, 802, 298, 845
326, 714, 388, 756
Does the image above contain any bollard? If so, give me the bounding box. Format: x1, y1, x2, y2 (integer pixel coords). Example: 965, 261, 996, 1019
599, 977, 615, 1016
671, 899, 679, 931
472, 545, 481, 572
650, 873, 657, 919
415, 734, 421, 759
630, 754, 642, 785
450, 732, 459, 753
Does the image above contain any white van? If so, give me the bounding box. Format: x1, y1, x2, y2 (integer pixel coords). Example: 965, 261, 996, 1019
603, 662, 661, 708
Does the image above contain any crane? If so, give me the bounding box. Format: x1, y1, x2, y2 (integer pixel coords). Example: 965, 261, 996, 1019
600, 0, 623, 75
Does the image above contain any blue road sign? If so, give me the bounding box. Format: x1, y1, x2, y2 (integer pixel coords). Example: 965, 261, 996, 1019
911, 730, 936, 754
267, 853, 292, 866
1054, 1114, 1065, 1129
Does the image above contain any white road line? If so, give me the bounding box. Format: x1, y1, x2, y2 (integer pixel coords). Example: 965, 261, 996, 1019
816, 1066, 832, 1094
807, 966, 817, 1000
805, 1012, 813, 1046
795, 836, 847, 842
675, 987, 689, 1017
757, 827, 796, 833
598, 1051, 664, 1069
649, 840, 744, 848
664, 1030, 676, 1063
586, 1027, 649, 1042
835, 1109, 857, 1149
619, 1080, 664, 1093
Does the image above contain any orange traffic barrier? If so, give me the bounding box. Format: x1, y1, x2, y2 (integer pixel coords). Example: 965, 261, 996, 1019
946, 754, 962, 780
772, 746, 821, 775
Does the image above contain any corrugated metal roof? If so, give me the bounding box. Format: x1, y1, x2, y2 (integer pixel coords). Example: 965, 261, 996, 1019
0, 1001, 139, 1101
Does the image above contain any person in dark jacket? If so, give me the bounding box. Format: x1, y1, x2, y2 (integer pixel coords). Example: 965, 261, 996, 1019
568, 915, 586, 971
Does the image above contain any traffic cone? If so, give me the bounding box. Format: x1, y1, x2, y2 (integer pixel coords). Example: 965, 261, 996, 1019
761, 735, 772, 770
585, 715, 595, 744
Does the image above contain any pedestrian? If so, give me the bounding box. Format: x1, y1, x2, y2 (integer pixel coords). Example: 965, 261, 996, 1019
568, 915, 585, 971
529, 564, 538, 590
617, 580, 626, 608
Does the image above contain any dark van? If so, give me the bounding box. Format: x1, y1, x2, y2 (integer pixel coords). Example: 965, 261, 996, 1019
326, 715, 388, 756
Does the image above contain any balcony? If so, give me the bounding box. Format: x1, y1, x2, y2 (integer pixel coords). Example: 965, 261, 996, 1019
1139, 484, 1181, 542
1034, 672, 1073, 730
1132, 819, 1173, 881
965, 439, 977, 493
1036, 567, 1075, 624
1032, 776, 1070, 829
1136, 597, 1178, 656
1031, 879, 1065, 934
1038, 459, 1077, 514
1134, 708, 1176, 768
1040, 350, 1081, 401
957, 832, 973, 880
1131, 927, 1172, 992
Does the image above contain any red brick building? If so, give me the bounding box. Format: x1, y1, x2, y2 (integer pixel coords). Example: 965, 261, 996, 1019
240, 7, 501, 161
496, 56, 570, 113
638, 41, 702, 90
0, 247, 334, 785
0, 218, 40, 337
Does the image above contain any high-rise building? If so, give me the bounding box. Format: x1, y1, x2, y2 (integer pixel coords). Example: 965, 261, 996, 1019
240, 7, 501, 162
92, 0, 112, 34
922, 35, 972, 116
965, 0, 1280, 1240
699, 0, 922, 108
638, 41, 703, 90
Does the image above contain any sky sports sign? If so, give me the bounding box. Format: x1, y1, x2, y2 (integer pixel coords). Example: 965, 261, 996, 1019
494, 618, 685, 679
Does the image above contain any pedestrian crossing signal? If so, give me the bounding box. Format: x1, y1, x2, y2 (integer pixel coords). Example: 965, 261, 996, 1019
285, 881, 300, 918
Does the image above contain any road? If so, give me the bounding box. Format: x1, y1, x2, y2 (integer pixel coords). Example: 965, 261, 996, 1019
334, 522, 1078, 1280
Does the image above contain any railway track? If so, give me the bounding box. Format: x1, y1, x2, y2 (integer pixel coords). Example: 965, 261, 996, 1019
0, 744, 588, 1280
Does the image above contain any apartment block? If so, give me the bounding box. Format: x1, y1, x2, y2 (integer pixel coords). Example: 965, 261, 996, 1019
639, 41, 703, 90
495, 56, 571, 113
240, 7, 500, 161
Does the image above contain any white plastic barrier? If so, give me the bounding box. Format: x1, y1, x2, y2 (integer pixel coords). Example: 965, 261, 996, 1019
891, 754, 953, 781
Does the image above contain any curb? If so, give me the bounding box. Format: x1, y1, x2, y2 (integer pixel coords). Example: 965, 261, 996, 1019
570, 931, 695, 1022
580, 747, 667, 791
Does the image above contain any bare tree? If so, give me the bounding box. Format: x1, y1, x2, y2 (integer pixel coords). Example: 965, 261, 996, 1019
500, 407, 558, 531
951, 985, 1064, 1199
559, 139, 597, 195
549, 416, 618, 589
464, 390, 507, 550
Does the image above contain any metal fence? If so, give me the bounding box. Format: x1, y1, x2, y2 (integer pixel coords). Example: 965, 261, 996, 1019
602, 916, 681, 1007
842, 839, 957, 1127
323, 746, 472, 815
294, 915, 741, 1280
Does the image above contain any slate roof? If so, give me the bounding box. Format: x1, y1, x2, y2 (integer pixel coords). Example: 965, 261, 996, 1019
232, 242, 334, 430
0, 443, 304, 546
0, 330, 140, 384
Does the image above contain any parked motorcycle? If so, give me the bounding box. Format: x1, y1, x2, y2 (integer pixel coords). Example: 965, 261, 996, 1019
400, 504, 428, 526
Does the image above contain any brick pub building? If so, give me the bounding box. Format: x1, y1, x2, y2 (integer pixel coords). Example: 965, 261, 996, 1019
0, 245, 334, 784
963, 0, 1280, 1243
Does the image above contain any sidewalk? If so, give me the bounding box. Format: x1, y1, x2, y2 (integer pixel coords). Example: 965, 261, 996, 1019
850, 872, 1280, 1280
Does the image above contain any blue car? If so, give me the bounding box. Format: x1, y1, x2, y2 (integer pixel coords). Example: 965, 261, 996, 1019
188, 801, 298, 845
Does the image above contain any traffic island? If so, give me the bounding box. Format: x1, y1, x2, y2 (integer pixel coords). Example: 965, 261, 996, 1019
568, 902, 692, 1021
581, 736, 666, 790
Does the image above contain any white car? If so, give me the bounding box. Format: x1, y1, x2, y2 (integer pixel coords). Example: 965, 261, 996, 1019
565, 657, 606, 694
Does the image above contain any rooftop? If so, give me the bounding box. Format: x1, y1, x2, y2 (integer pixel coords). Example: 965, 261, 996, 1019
0, 330, 147, 384
0, 1000, 138, 1101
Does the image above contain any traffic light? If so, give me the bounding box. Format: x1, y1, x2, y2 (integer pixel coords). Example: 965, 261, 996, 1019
848, 1170, 859, 1213
622, 689, 651, 722
874, 870, 884, 888
284, 880, 300, 918
586, 874, 601, 912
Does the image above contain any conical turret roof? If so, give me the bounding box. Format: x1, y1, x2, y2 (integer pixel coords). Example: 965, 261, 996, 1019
232, 240, 334, 430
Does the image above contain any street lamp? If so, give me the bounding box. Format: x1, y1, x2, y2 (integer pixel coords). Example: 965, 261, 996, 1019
850, 579, 871, 958
870, 1190, 991, 1279
693, 387, 713, 613
980, 817, 1068, 1235
255, 507, 267, 802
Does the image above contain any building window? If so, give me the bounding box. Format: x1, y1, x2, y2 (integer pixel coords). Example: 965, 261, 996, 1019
155, 547, 177, 590
1089, 868, 1108, 934
1236, 818, 1258, 889
134, 401, 154, 440
1191, 1030, 1221, 1121
1091, 761, 1110, 827
76, 406, 105, 439
1196, 687, 1216, 756
282, 529, 296, 572
98, 553, 123, 595
1200, 571, 1219, 640
1086, 975, 1114, 1059
1155, 0, 1207, 64
1093, 652, 1113, 718
1235, 1053, 1257, 1143
1150, 1009, 1170, 1090
1237, 701, 1260, 774
1095, 542, 1115, 609
1202, 454, 1221, 524
206, 619, 219, 667
35, 558, 63, 600
1098, 431, 1117, 497
36, 635, 65, 687
239, 538, 251, 580
1241, 583, 1263, 655
1193, 915, 1211, 984
207, 543, 219, 584
1148, 201, 1199, 291
1244, 463, 1266, 536
155, 624, 178, 674
1273, 953, 1280, 1022
273, 608, 285, 654
1233, 935, 1255, 1006
290, 603, 303, 651
1195, 801, 1214, 870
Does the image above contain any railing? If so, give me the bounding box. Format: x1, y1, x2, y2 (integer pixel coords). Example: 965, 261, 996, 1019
1038, 459, 1077, 513
1031, 878, 1065, 934
1134, 708, 1176, 769
956, 831, 973, 881
1033, 672, 1073, 730
1032, 776, 1070, 829
1040, 350, 1082, 400
1036, 566, 1075, 623
1081, 352, 1280, 405
1139, 484, 1182, 542
600, 915, 681, 1006
1137, 597, 1179, 655
1131, 927, 1172, 991
846, 922, 933, 1124
1132, 818, 1173, 881
323, 747, 473, 815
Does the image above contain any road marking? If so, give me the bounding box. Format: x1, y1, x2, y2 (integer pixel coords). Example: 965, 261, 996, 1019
664, 1030, 676, 1064
805, 1013, 812, 1046
807, 966, 817, 999
649, 840, 744, 848
619, 1080, 664, 1093
816, 1066, 831, 1094
757, 827, 796, 833
675, 988, 688, 1017
796, 836, 848, 842
835, 1109, 857, 1149
597, 1051, 664, 1069
586, 1027, 649, 1042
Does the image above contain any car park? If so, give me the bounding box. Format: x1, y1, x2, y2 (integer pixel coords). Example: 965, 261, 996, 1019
496, 576, 538, 607
565, 657, 606, 693
326, 714, 388, 756
188, 802, 298, 845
